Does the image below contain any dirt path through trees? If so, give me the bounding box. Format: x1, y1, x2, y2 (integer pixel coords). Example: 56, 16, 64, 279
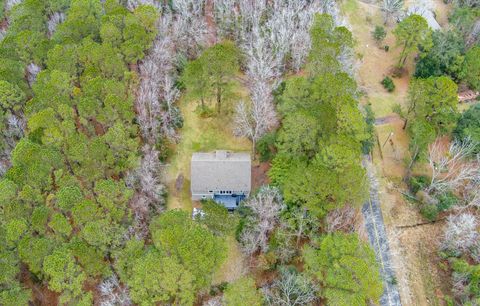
341, 0, 454, 304
362, 159, 402, 306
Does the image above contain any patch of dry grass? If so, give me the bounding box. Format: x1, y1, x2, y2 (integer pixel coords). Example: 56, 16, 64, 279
213, 235, 246, 284
341, 0, 412, 118
373, 119, 410, 179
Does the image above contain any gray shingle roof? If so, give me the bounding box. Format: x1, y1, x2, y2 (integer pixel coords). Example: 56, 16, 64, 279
191, 151, 251, 194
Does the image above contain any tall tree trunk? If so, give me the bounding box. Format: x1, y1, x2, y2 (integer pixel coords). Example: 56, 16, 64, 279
296, 209, 307, 247
252, 137, 256, 160
397, 41, 409, 68
216, 86, 222, 114
404, 145, 419, 182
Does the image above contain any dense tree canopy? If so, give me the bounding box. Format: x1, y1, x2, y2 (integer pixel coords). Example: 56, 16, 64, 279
270, 20, 368, 217
307, 13, 353, 76
0, 0, 158, 303
454, 104, 480, 153
115, 210, 226, 305
182, 40, 240, 113
394, 14, 432, 68
223, 277, 263, 306
415, 30, 466, 80
463, 46, 480, 90
304, 233, 383, 306
405, 76, 459, 158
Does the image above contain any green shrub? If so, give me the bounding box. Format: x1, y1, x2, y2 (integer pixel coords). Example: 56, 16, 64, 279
436, 192, 458, 211
420, 203, 439, 221
155, 137, 173, 162
384, 45, 389, 52
409, 175, 429, 193
256, 131, 277, 162
381, 76, 395, 92
372, 25, 386, 45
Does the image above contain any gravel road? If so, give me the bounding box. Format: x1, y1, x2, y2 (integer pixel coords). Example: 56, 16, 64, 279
362, 158, 402, 306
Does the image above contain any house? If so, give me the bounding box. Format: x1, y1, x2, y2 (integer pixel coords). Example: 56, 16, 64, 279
191, 150, 251, 210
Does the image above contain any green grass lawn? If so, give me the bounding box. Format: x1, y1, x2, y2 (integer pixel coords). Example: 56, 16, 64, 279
165, 89, 251, 212
164, 86, 251, 284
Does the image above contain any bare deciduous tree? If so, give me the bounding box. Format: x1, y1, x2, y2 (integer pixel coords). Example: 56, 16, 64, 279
466, 19, 480, 47
171, 0, 210, 57
137, 17, 173, 143
0, 114, 26, 176
203, 296, 223, 306
98, 275, 132, 306
26, 63, 41, 87
382, 0, 404, 25
464, 186, 480, 209
47, 12, 65, 38
126, 145, 166, 238
136, 13, 185, 144
5, 0, 22, 12
233, 94, 277, 156
126, 0, 161, 11
227, 0, 325, 154
263, 267, 318, 306
240, 186, 285, 256
325, 205, 358, 233
441, 213, 478, 257
0, 29, 6, 41
426, 138, 479, 196
137, 145, 166, 211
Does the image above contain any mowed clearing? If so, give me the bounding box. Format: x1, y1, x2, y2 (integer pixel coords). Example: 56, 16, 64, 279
165, 95, 251, 212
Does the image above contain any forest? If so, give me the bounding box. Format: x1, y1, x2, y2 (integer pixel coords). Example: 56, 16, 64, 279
0, 0, 479, 305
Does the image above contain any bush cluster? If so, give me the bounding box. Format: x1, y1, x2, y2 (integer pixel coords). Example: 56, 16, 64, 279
381, 76, 395, 92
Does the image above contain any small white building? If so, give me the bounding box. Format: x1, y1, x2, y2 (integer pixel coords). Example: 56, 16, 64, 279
191, 150, 251, 210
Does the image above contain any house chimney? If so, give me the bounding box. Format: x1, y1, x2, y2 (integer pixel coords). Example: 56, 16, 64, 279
215, 150, 228, 159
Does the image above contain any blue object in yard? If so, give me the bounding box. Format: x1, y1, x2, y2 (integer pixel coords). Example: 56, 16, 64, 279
213, 194, 245, 211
